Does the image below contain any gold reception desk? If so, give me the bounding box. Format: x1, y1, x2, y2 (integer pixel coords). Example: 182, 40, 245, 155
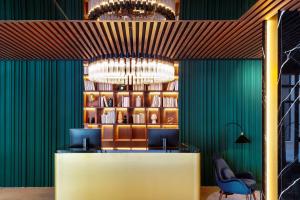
55, 152, 200, 200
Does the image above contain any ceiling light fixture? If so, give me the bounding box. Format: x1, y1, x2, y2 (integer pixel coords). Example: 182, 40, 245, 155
88, 57, 175, 85
88, 0, 176, 20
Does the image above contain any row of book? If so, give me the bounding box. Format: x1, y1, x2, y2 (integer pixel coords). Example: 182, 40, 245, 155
133, 84, 144, 91
151, 95, 161, 107
162, 97, 178, 107
101, 111, 116, 124
84, 81, 114, 91
84, 66, 89, 75
84, 81, 177, 91
97, 83, 113, 91
99, 96, 113, 107
166, 80, 179, 91
84, 80, 95, 91
132, 113, 145, 124
120, 96, 130, 107
148, 83, 163, 91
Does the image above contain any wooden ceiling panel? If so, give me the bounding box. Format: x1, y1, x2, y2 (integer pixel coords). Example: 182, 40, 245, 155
0, 0, 299, 60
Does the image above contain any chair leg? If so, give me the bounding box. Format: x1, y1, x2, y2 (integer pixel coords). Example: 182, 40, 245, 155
219, 191, 223, 200
252, 191, 257, 200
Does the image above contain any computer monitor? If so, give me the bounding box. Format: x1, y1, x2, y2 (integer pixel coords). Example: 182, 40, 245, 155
148, 128, 179, 150
69, 128, 101, 150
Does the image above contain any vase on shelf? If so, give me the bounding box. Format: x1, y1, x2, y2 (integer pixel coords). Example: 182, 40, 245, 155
108, 98, 113, 107
136, 96, 142, 107
123, 115, 127, 123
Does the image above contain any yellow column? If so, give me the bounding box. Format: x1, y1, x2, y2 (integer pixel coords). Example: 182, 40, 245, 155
265, 14, 278, 200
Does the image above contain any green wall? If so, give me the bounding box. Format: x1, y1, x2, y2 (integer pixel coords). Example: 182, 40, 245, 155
0, 61, 83, 186
179, 60, 262, 185
180, 0, 262, 186
0, 0, 82, 19
0, 0, 83, 186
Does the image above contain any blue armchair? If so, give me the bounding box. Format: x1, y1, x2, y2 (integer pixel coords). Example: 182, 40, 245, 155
213, 157, 257, 200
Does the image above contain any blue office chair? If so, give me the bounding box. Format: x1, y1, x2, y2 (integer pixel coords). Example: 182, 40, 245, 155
213, 157, 257, 200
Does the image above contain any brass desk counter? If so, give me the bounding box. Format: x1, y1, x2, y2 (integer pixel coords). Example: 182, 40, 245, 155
55, 152, 200, 200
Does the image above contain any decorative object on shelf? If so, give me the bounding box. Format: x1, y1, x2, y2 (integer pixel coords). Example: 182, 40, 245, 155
117, 111, 123, 123
88, 0, 176, 20
151, 113, 158, 124
167, 117, 175, 124
89, 116, 95, 124
118, 84, 126, 91
108, 97, 114, 107
88, 57, 174, 85
88, 94, 95, 103
136, 96, 142, 107
87, 94, 99, 107
123, 115, 127, 123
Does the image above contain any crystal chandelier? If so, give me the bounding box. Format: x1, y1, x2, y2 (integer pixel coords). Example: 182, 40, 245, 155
88, 0, 176, 20
88, 57, 175, 85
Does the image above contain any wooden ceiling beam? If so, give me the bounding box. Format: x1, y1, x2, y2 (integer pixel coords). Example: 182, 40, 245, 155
0, 0, 299, 60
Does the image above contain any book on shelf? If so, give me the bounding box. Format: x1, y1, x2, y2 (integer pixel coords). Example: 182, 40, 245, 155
100, 96, 107, 107
166, 80, 179, 91
101, 111, 116, 124
151, 95, 161, 107
84, 80, 95, 91
84, 66, 89, 75
121, 96, 130, 107
96, 83, 113, 91
148, 83, 162, 91
133, 84, 144, 91
132, 113, 145, 124
163, 97, 178, 107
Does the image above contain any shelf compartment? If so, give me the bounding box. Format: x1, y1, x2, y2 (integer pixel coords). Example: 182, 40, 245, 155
146, 108, 160, 125
116, 92, 130, 107
162, 109, 178, 124
131, 92, 144, 107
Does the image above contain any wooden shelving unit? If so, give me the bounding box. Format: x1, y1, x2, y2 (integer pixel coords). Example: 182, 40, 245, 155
83, 63, 179, 149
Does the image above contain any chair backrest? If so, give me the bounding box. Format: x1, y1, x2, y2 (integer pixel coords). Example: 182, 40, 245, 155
213, 157, 236, 182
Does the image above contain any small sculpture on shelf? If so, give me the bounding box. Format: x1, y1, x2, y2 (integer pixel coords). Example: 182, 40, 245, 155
88, 94, 97, 107
151, 113, 158, 124
118, 111, 123, 124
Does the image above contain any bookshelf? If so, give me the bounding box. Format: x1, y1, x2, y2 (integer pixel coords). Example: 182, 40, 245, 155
83, 63, 179, 149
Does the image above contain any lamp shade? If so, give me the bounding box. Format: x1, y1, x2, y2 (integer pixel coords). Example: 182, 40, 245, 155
235, 132, 250, 143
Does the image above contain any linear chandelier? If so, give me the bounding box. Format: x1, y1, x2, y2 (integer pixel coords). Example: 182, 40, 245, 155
88, 57, 175, 85
88, 0, 176, 20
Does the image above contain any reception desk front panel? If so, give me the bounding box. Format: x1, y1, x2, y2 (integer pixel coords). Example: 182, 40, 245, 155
55, 152, 200, 200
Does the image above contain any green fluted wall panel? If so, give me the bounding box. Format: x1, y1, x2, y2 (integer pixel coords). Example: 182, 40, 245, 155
0, 0, 83, 187
179, 60, 262, 186
0, 0, 82, 20
0, 61, 83, 186
180, 0, 256, 20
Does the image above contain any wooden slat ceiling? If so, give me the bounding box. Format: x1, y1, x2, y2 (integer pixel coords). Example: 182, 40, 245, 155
0, 0, 300, 60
